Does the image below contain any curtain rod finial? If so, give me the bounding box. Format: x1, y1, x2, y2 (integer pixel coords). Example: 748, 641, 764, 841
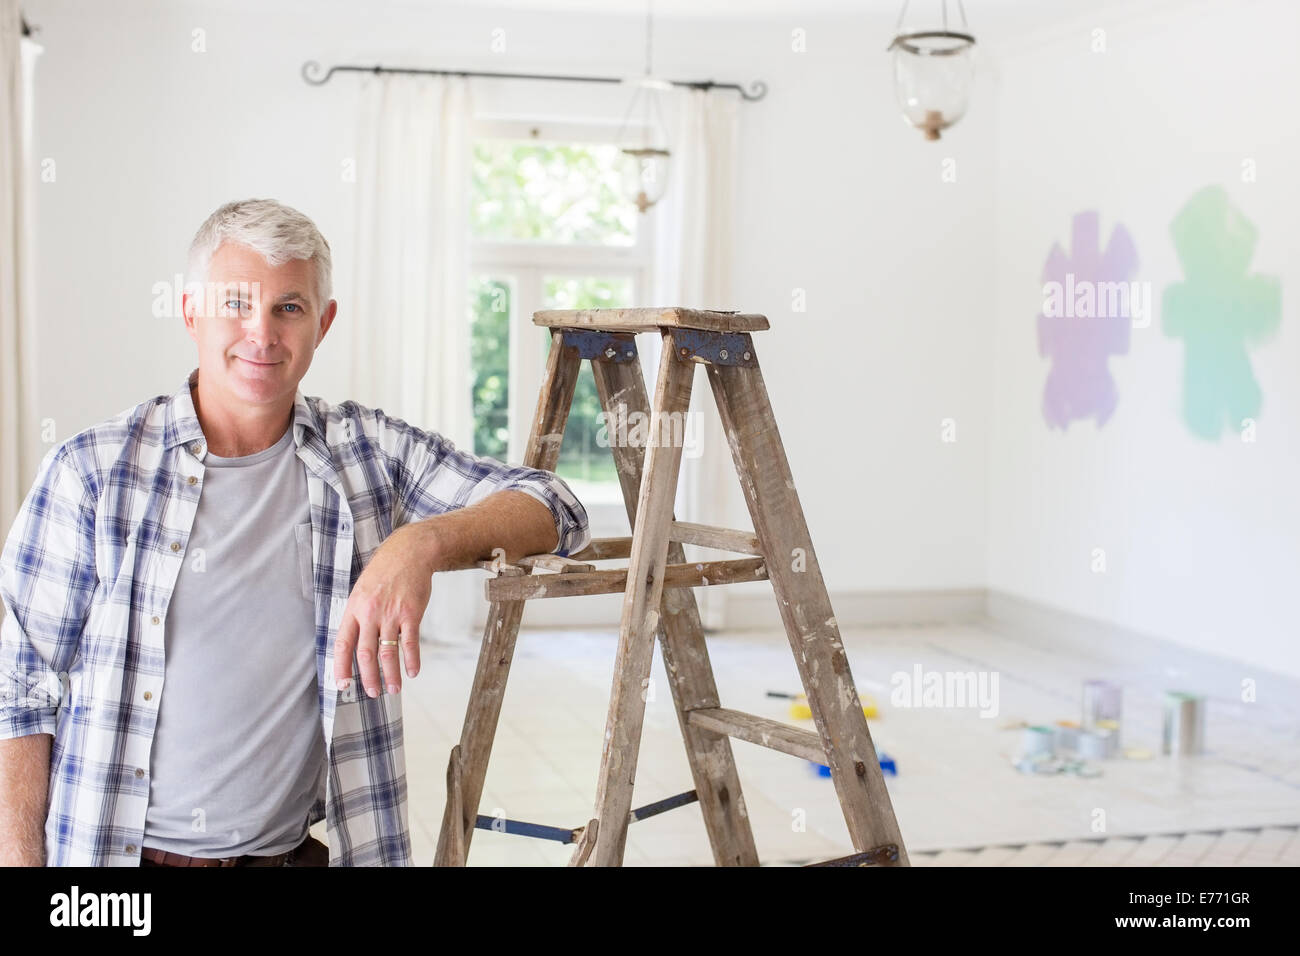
301, 61, 330, 85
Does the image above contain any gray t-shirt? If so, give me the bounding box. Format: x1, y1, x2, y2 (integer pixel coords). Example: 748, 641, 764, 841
142, 422, 326, 857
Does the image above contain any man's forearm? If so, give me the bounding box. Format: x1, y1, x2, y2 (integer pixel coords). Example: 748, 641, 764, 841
0, 733, 51, 866
404, 490, 560, 573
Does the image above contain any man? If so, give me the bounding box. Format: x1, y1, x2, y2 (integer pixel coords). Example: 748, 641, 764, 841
0, 198, 591, 866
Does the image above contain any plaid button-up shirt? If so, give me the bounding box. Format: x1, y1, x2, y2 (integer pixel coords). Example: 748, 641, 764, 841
0, 367, 591, 866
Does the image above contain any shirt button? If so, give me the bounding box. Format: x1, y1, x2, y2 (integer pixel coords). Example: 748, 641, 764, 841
187, 475, 197, 485
170, 542, 181, 552
134, 768, 145, 778
151, 616, 160, 625
142, 691, 152, 701
190, 443, 202, 454
125, 844, 137, 854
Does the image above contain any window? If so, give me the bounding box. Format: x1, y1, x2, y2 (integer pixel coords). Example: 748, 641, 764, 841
542, 275, 632, 487
468, 119, 654, 514
471, 141, 636, 246
469, 276, 512, 461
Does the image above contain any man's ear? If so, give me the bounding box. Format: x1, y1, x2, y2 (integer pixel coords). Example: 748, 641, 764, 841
317, 299, 338, 346
182, 291, 197, 340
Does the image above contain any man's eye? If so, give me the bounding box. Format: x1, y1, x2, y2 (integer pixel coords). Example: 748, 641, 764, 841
281, 303, 301, 313
224, 299, 248, 310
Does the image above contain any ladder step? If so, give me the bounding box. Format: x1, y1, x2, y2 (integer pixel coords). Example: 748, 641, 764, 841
567, 522, 762, 562
668, 521, 763, 555
567, 537, 634, 561
534, 306, 770, 334
686, 707, 824, 762
513, 554, 596, 573
484, 557, 767, 602
472, 555, 593, 574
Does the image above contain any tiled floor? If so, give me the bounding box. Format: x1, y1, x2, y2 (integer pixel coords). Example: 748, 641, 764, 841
390, 622, 1300, 866
912, 826, 1300, 866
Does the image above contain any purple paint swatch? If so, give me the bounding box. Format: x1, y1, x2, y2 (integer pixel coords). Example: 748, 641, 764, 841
1037, 211, 1139, 429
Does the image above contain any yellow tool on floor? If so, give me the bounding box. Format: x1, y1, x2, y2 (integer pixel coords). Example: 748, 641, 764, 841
771, 689, 877, 720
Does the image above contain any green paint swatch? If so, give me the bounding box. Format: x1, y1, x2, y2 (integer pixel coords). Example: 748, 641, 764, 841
1163, 186, 1281, 440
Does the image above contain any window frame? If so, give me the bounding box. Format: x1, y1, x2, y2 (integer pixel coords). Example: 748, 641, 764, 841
468, 117, 656, 524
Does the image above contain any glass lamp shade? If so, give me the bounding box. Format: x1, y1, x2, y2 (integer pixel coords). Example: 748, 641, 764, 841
890, 31, 975, 140
621, 146, 671, 213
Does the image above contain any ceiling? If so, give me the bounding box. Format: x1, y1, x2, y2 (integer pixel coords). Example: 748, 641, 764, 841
426, 0, 1158, 31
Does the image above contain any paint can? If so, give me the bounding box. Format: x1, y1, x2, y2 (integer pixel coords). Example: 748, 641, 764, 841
1082, 679, 1122, 747
1020, 725, 1055, 758
1162, 692, 1205, 756
1053, 721, 1080, 752
1095, 718, 1120, 749
1077, 728, 1116, 760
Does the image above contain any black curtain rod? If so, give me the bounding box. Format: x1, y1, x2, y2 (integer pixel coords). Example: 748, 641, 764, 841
300, 61, 767, 101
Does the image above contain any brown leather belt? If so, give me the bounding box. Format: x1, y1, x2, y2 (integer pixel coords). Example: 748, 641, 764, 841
140, 832, 314, 867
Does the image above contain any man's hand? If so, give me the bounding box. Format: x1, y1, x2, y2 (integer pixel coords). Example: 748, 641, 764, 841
332, 490, 561, 699
333, 524, 429, 698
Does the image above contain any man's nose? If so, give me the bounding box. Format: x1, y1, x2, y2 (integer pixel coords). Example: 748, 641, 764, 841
242, 307, 278, 345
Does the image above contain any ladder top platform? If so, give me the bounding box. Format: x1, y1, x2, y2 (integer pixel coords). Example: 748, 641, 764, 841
533, 306, 770, 334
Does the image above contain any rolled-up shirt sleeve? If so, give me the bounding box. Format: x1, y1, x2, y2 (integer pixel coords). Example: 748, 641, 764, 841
0, 446, 97, 740
376, 408, 592, 558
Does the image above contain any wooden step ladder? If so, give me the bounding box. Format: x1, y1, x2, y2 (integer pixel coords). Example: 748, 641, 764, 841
433, 307, 909, 867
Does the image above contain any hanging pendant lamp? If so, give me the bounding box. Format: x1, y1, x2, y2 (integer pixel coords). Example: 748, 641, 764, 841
888, 0, 977, 141
617, 1, 672, 213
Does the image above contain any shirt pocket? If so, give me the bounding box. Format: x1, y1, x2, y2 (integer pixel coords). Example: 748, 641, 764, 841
294, 521, 315, 601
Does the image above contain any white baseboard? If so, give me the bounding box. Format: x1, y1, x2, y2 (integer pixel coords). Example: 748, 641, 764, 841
723, 588, 987, 630
981, 589, 1300, 695
462, 585, 1300, 707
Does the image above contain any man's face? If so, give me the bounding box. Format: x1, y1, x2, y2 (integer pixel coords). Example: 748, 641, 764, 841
183, 240, 336, 409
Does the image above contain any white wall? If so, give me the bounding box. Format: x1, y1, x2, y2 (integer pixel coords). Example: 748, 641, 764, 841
21, 0, 995, 601
21, 0, 1296, 673
986, 0, 1300, 677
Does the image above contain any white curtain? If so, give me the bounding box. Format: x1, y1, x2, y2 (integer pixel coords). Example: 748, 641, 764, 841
349, 72, 480, 644
0, 4, 40, 552
647, 88, 740, 630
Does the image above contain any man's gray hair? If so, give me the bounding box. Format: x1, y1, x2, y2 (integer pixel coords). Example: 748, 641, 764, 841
187, 198, 333, 310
